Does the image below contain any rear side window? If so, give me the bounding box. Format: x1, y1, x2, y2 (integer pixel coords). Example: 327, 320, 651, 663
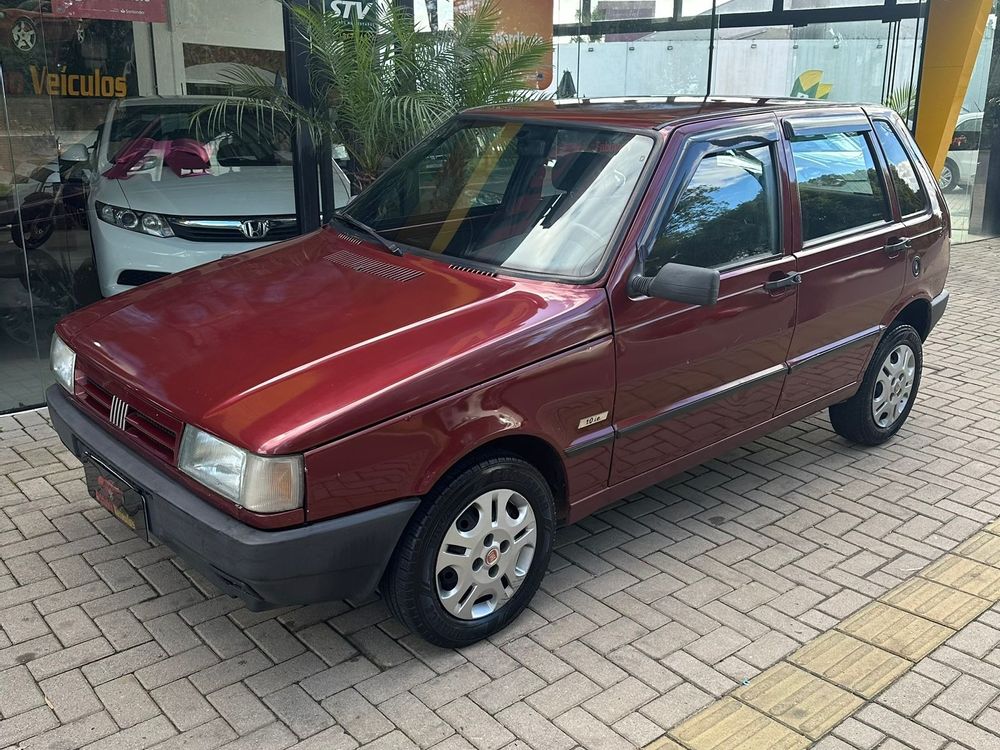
646, 144, 779, 274
790, 131, 889, 242
952, 116, 982, 151
873, 120, 928, 216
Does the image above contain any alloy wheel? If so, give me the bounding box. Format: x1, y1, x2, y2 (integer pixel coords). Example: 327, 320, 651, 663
435, 488, 537, 620
938, 165, 954, 191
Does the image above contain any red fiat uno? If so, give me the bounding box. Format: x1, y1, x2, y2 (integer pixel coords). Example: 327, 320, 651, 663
48, 97, 949, 646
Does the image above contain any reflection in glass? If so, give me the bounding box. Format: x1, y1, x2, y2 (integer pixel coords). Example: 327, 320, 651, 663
873, 119, 928, 215
348, 120, 654, 279
791, 131, 889, 241
648, 145, 778, 274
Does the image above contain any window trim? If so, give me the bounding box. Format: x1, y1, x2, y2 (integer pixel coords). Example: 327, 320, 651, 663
871, 118, 931, 220
783, 113, 873, 139
789, 128, 894, 245
801, 218, 897, 251
638, 119, 785, 277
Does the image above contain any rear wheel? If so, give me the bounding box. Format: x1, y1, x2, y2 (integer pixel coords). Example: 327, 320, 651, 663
829, 324, 922, 446
939, 158, 959, 193
383, 453, 555, 648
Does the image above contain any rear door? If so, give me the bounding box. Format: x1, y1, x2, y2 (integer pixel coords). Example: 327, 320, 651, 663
869, 117, 946, 305
609, 116, 798, 483
776, 111, 907, 413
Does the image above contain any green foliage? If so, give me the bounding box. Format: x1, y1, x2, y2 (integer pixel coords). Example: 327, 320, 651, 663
885, 83, 918, 123
201, 0, 549, 189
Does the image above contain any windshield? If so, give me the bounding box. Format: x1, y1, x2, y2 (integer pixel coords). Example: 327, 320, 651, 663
106, 103, 292, 176
346, 120, 655, 279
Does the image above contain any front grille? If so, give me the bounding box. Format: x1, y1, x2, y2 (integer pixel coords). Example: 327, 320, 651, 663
167, 216, 298, 243
78, 372, 181, 463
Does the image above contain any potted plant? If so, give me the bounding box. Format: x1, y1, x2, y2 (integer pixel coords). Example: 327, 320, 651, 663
202, 0, 550, 191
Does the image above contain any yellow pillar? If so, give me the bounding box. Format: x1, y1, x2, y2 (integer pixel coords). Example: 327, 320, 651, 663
915, 0, 993, 177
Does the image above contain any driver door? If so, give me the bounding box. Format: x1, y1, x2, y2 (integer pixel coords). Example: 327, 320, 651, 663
610, 117, 798, 483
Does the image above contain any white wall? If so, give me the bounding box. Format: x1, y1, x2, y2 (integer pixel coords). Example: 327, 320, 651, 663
142, 0, 285, 96
556, 37, 921, 104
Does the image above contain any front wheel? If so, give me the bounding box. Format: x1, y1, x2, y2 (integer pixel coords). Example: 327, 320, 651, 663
10, 215, 54, 250
829, 324, 922, 446
383, 453, 555, 648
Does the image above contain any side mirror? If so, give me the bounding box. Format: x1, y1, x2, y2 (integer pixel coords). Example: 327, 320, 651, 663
60, 143, 90, 163
629, 262, 721, 306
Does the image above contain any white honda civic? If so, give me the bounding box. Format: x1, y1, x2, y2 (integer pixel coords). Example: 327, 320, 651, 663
87, 96, 352, 297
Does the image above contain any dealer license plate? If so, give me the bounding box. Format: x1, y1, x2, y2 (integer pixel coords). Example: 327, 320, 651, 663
82, 450, 148, 541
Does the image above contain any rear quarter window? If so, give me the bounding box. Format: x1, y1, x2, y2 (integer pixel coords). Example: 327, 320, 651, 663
873, 120, 928, 216
790, 131, 890, 242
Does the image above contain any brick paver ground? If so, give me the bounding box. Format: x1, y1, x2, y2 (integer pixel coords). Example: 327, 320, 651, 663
1, 239, 999, 750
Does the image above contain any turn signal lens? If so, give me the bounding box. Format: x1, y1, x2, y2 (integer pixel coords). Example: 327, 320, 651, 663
178, 426, 303, 513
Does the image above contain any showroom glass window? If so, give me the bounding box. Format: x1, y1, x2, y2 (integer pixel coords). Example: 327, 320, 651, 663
0, 0, 307, 412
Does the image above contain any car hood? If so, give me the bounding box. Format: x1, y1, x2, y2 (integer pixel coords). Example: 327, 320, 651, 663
108, 166, 295, 216
60, 228, 611, 454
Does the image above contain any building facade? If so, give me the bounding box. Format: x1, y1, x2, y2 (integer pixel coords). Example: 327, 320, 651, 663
0, 0, 993, 412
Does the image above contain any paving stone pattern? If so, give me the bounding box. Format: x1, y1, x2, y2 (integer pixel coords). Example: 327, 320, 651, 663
1, 239, 1000, 749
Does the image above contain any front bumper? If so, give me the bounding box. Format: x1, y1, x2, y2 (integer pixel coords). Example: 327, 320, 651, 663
90, 215, 273, 297
47, 385, 418, 610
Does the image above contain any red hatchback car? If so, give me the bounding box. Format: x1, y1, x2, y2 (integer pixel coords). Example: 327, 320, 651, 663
48, 97, 949, 646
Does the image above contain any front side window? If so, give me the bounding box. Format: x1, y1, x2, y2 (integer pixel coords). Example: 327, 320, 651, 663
346, 120, 655, 279
646, 144, 779, 276
790, 131, 889, 242
873, 120, 928, 216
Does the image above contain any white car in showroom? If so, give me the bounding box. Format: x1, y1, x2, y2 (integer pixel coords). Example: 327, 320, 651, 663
939, 111, 982, 193
88, 97, 352, 297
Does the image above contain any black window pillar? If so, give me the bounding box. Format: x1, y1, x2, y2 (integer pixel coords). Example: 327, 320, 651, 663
284, 0, 321, 233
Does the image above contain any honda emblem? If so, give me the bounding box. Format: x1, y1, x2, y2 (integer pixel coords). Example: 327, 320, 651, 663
239, 219, 271, 240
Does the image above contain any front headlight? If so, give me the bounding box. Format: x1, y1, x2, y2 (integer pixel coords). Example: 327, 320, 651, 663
178, 426, 303, 514
50, 334, 76, 393
96, 201, 174, 238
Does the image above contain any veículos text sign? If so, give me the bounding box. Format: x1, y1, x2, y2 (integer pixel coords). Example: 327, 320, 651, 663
30, 65, 127, 98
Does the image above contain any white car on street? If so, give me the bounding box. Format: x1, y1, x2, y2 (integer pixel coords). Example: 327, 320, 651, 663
88, 97, 352, 296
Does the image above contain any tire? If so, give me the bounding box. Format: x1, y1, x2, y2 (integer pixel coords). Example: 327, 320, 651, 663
829, 324, 922, 446
383, 452, 555, 648
10, 215, 54, 250
939, 158, 959, 193
10, 193, 56, 250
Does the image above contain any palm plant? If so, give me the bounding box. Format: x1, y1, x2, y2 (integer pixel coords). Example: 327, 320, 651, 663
885, 83, 918, 123
201, 0, 549, 189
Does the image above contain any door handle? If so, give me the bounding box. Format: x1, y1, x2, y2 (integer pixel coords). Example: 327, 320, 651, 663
884, 237, 912, 258
763, 272, 802, 293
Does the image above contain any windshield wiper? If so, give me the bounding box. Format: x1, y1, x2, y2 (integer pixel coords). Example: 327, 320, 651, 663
330, 212, 402, 256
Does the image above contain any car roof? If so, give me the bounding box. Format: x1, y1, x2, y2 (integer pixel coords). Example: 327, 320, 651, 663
469, 96, 878, 130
